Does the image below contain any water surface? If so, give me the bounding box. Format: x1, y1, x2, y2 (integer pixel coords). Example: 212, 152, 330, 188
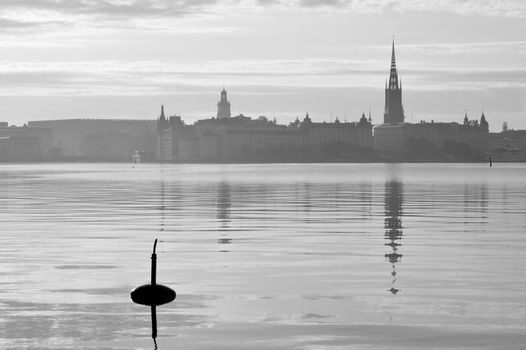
1, 163, 525, 349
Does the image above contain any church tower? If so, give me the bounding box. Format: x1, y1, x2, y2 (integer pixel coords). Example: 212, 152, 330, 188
384, 39, 405, 125
157, 105, 169, 132
217, 87, 231, 119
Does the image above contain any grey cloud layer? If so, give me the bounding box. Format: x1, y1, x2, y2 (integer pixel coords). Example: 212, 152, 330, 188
0, 0, 217, 17
0, 59, 524, 97
0, 0, 524, 30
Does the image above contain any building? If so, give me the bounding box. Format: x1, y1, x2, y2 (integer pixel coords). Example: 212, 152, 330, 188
217, 88, 231, 119
0, 125, 52, 161
375, 115, 489, 155
489, 129, 526, 161
157, 89, 373, 161
28, 119, 157, 160
374, 41, 489, 159
384, 40, 404, 125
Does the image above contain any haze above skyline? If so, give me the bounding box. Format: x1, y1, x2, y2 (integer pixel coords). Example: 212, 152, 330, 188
0, 0, 524, 131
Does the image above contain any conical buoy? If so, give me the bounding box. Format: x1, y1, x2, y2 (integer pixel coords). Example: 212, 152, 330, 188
131, 239, 176, 347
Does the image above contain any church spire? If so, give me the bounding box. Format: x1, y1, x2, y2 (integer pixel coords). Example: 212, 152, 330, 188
388, 37, 399, 90
391, 37, 396, 70
157, 105, 168, 132
384, 37, 404, 125
160, 105, 166, 122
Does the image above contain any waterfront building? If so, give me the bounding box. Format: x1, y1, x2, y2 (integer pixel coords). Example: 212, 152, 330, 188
489, 129, 526, 161
374, 41, 489, 158
375, 115, 489, 155
28, 119, 157, 160
156, 89, 373, 161
0, 125, 52, 160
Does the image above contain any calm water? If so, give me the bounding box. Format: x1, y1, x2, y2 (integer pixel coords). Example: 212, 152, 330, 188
1, 163, 526, 349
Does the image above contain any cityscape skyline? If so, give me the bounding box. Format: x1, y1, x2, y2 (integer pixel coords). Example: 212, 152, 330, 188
0, 1, 524, 131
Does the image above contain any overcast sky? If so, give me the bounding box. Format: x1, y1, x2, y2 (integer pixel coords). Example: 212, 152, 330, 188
0, 0, 524, 131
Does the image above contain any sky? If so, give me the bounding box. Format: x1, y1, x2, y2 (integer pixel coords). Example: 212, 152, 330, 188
0, 0, 524, 131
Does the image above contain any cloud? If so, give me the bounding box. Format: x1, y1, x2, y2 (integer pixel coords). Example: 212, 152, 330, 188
0, 0, 217, 18
289, 0, 526, 17
395, 41, 526, 55
0, 59, 524, 97
0, 17, 65, 30
0, 0, 523, 33
0, 0, 227, 31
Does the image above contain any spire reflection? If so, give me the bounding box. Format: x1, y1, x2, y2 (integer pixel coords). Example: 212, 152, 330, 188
384, 181, 403, 295
217, 182, 232, 248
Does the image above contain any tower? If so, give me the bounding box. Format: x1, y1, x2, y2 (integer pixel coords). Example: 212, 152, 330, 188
156, 105, 172, 161
157, 105, 169, 132
217, 87, 231, 119
384, 39, 405, 125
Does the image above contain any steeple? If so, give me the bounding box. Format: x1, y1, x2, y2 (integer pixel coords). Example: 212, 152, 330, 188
389, 37, 399, 90
480, 111, 489, 129
383, 38, 405, 125
391, 38, 396, 69
160, 105, 166, 122
157, 105, 168, 132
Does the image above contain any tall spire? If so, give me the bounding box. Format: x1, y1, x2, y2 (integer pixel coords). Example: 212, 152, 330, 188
157, 105, 168, 132
384, 37, 404, 125
391, 37, 396, 70
160, 105, 166, 121
388, 37, 399, 90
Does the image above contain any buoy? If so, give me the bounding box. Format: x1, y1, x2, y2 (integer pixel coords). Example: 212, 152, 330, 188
131, 239, 176, 347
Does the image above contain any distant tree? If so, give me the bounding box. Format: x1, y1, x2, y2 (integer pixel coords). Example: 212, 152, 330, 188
502, 121, 508, 132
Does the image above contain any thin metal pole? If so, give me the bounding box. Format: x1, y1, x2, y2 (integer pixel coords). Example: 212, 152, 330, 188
151, 239, 157, 286
151, 305, 158, 347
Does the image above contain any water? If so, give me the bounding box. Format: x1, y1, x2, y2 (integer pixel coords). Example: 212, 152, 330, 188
1, 163, 526, 349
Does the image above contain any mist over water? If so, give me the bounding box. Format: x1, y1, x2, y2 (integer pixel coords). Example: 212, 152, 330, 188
1, 163, 526, 349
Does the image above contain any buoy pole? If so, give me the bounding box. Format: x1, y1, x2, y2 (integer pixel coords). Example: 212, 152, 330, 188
151, 239, 158, 347
151, 239, 157, 286
151, 305, 158, 347
131, 238, 175, 348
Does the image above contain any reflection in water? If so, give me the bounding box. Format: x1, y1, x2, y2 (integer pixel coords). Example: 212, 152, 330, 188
159, 177, 165, 233
3, 164, 526, 349
154, 178, 165, 348
384, 181, 403, 295
463, 183, 489, 217
0, 170, 6, 211
216, 182, 232, 249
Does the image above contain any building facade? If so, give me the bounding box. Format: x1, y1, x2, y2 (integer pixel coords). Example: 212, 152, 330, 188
489, 129, 526, 161
375, 116, 489, 155
374, 41, 489, 158
157, 90, 373, 161
0, 125, 52, 161
28, 119, 157, 160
